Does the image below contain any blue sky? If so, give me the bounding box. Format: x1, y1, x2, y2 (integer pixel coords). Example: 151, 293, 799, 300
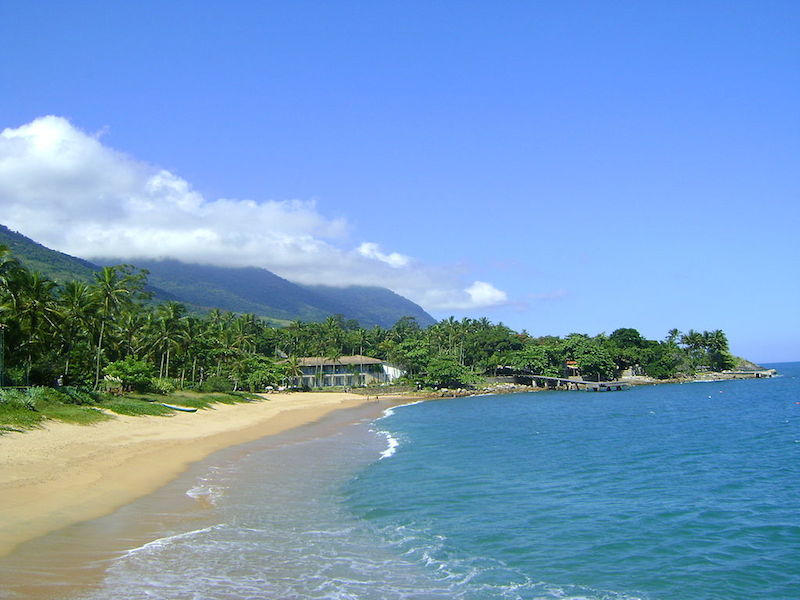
1, 1, 798, 362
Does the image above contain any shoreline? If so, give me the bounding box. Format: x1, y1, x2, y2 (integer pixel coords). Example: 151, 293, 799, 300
0, 391, 381, 559
0, 372, 773, 558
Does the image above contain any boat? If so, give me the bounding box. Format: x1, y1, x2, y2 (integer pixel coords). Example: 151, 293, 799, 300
161, 403, 198, 412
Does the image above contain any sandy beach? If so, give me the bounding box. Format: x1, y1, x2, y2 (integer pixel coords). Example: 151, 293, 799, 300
0, 391, 375, 559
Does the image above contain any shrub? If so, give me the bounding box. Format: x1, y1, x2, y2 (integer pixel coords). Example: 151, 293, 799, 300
149, 377, 176, 395
0, 388, 36, 411
61, 386, 100, 405
25, 386, 63, 406
200, 375, 234, 393
104, 357, 155, 392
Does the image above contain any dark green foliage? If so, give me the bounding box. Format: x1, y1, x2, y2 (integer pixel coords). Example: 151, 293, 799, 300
419, 355, 479, 389
0, 229, 749, 399
60, 386, 101, 405
201, 375, 235, 393
105, 357, 155, 391
642, 344, 685, 379
0, 388, 37, 411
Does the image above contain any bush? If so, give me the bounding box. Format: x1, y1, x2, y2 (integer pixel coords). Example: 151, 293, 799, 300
104, 357, 155, 392
0, 391, 43, 429
0, 388, 36, 411
25, 386, 63, 406
200, 375, 234, 393
149, 377, 176, 395
61, 386, 100, 405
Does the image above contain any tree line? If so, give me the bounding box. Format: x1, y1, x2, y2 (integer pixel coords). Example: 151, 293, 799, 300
0, 244, 737, 391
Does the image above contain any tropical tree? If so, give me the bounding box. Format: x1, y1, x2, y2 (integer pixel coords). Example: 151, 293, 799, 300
57, 280, 98, 381
10, 270, 59, 383
149, 301, 188, 378
91, 266, 146, 389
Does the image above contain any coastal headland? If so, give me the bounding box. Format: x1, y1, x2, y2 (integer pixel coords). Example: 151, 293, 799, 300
0, 391, 384, 559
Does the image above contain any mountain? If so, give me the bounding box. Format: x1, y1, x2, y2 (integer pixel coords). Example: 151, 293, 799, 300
124, 259, 436, 329
0, 224, 98, 283
0, 224, 180, 302
300, 284, 436, 330
0, 225, 436, 328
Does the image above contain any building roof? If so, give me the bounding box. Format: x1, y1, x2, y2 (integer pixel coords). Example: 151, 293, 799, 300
295, 355, 384, 367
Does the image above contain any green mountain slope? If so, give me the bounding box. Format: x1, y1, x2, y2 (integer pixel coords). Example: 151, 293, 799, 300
1, 225, 436, 328
130, 259, 436, 328
0, 224, 98, 283
0, 225, 179, 302
300, 284, 436, 329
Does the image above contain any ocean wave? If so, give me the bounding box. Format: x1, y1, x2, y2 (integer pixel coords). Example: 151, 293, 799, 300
377, 399, 424, 421
121, 523, 224, 558
377, 430, 400, 459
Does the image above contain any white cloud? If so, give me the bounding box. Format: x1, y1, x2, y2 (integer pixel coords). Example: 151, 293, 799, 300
422, 281, 509, 311
356, 242, 410, 268
466, 281, 508, 306
0, 116, 509, 312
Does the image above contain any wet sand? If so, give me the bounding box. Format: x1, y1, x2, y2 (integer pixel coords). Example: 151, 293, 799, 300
0, 391, 375, 559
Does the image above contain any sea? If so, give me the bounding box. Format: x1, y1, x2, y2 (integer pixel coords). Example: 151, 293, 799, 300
3, 362, 799, 600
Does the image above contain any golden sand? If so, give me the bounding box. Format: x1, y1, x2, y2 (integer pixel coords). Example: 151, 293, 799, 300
0, 391, 373, 558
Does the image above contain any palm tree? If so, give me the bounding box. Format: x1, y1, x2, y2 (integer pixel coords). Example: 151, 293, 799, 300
91, 266, 137, 389
0, 245, 21, 289
284, 355, 302, 387
11, 270, 59, 384
57, 280, 98, 381
149, 301, 188, 378
324, 346, 343, 387
231, 315, 257, 355
115, 306, 149, 359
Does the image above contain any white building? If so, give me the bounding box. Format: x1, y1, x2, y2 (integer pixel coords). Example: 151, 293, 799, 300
288, 355, 405, 388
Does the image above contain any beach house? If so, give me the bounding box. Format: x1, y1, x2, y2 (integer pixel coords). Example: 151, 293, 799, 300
288, 355, 404, 388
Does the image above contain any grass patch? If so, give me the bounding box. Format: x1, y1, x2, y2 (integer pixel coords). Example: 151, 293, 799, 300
38, 402, 113, 425
136, 390, 262, 410
0, 403, 44, 430
0, 387, 263, 429
199, 391, 261, 405
98, 396, 174, 416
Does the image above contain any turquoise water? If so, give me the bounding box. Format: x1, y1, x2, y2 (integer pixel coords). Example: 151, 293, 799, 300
348, 363, 800, 599
25, 363, 797, 600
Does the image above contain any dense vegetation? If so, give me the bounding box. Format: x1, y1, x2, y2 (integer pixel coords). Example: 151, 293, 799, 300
1, 244, 738, 398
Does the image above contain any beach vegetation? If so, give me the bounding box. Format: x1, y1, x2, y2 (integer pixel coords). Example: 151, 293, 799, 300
200, 375, 235, 393
0, 244, 746, 406
149, 377, 177, 395
104, 357, 156, 392
417, 354, 479, 389
99, 396, 175, 416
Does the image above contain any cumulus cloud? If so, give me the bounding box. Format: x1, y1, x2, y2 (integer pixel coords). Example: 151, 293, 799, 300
0, 116, 509, 311
356, 242, 410, 268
